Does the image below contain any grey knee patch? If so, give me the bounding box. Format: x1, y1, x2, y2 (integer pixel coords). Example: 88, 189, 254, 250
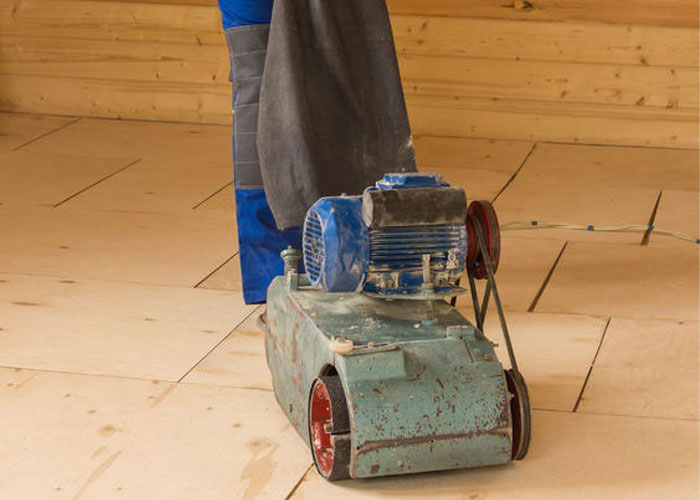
225, 25, 269, 189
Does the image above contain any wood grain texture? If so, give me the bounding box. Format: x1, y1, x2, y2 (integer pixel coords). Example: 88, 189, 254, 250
386, 0, 699, 29
407, 94, 699, 148
3, 2, 697, 66
71, 0, 700, 28
398, 54, 698, 109
0, 369, 310, 499
0, 0, 222, 45
577, 317, 699, 420
0, 0, 697, 147
0, 273, 255, 380
3, 36, 695, 111
0, 73, 231, 124
0, 0, 223, 45
537, 241, 699, 320
0, 35, 230, 84
390, 15, 698, 67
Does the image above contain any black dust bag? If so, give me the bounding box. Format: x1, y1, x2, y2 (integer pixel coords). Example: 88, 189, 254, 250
257, 0, 417, 229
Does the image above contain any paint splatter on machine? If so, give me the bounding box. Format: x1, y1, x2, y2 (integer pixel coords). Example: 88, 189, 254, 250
263, 173, 531, 480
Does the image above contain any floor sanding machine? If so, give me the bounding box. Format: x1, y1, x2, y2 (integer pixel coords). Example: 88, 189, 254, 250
262, 172, 531, 480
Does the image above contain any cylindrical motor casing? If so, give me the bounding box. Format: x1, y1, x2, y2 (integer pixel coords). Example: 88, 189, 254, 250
303, 196, 368, 292
302, 173, 468, 294
362, 186, 467, 229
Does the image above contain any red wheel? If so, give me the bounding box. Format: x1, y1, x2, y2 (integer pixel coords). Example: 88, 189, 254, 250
466, 200, 501, 280
308, 376, 351, 481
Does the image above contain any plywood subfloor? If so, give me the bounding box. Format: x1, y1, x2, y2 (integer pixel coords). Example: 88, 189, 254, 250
0, 273, 255, 380
0, 113, 697, 499
514, 143, 699, 192
0, 112, 75, 151
182, 311, 272, 391
0, 205, 236, 287
461, 235, 565, 312
0, 150, 137, 207
0, 368, 310, 499
578, 317, 699, 420
494, 142, 699, 243
199, 253, 242, 291
485, 312, 607, 412
62, 158, 232, 214
536, 241, 699, 321
650, 190, 700, 246
495, 180, 660, 243
22, 117, 231, 164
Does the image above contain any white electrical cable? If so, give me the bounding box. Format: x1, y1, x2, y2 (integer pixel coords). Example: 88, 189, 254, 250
500, 221, 699, 245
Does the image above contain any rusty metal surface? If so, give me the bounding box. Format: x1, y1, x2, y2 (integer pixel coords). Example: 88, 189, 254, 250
265, 276, 513, 478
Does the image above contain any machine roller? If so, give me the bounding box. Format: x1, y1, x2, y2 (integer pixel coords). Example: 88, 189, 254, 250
262, 173, 531, 480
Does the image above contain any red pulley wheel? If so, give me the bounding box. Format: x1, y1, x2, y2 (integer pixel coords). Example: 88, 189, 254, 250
308, 375, 351, 481
466, 200, 501, 280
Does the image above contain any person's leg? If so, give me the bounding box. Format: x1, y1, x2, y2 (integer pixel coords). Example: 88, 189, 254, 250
218, 0, 274, 30
219, 0, 303, 304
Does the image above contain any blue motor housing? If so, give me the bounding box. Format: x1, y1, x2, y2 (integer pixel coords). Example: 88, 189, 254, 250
303, 173, 468, 295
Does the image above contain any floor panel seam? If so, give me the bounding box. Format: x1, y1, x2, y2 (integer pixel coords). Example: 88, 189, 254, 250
284, 465, 312, 500
573, 316, 611, 412
641, 190, 663, 246
192, 181, 233, 210
176, 304, 262, 383
492, 142, 537, 203
527, 240, 568, 312
193, 251, 238, 288
53, 158, 142, 208
12, 117, 82, 151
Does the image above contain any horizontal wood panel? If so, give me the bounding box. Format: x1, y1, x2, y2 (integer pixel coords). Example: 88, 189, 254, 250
406, 94, 699, 148
0, 0, 697, 148
0, 0, 224, 45
3, 36, 696, 111
72, 0, 699, 28
391, 15, 698, 67
0, 74, 231, 124
399, 54, 698, 109
386, 0, 699, 29
2, 1, 697, 67
2, 74, 696, 148
79, 0, 217, 5
0, 36, 231, 84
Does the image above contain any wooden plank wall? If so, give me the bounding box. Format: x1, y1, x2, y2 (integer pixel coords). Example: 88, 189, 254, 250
0, 0, 697, 148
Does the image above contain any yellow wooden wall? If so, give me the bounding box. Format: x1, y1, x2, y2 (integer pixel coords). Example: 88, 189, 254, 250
1, 0, 698, 148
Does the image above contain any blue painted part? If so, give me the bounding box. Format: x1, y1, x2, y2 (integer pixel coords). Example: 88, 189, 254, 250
218, 0, 274, 29
376, 172, 447, 189
364, 224, 467, 294
235, 188, 303, 304
303, 196, 368, 292
302, 175, 467, 295
587, 225, 595, 231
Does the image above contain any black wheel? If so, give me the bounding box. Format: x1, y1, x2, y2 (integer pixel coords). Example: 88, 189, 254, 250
504, 369, 531, 461
308, 375, 351, 481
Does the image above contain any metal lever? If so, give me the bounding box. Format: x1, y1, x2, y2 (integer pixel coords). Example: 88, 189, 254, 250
281, 246, 301, 290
